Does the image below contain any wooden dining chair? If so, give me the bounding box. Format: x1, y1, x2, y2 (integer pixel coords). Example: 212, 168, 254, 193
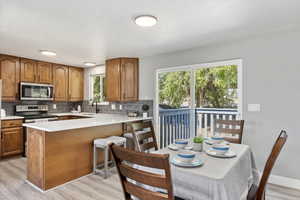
131, 121, 159, 152
247, 130, 288, 200
215, 119, 245, 144
109, 144, 174, 200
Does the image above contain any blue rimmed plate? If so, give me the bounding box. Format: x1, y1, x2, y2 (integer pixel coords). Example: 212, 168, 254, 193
171, 156, 204, 167
204, 138, 230, 145
205, 148, 236, 158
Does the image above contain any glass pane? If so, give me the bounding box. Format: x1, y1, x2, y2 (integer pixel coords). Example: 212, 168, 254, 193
195, 65, 238, 137
93, 76, 101, 101
158, 71, 192, 148
195, 65, 238, 108
159, 71, 191, 108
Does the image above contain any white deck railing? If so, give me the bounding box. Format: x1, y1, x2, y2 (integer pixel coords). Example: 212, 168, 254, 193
159, 108, 238, 148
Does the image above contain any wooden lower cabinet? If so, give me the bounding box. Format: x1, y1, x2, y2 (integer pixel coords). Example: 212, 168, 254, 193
1, 119, 24, 158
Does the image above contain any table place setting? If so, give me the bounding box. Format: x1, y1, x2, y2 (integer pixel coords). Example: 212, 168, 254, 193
168, 135, 237, 164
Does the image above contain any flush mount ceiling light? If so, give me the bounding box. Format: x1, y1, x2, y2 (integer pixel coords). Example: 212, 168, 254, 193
84, 62, 96, 67
39, 50, 56, 56
134, 15, 157, 27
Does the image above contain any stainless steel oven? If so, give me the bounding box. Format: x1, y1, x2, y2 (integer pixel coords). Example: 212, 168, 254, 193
20, 82, 54, 101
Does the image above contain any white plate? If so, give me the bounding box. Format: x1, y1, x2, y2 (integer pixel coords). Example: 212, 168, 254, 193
168, 144, 179, 151
184, 146, 193, 150
204, 138, 230, 145
205, 148, 237, 158
171, 156, 204, 167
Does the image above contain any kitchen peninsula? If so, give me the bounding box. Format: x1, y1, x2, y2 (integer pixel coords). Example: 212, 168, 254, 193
23, 113, 152, 191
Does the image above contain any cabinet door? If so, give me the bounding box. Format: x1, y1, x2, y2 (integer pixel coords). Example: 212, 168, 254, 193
68, 67, 83, 101
37, 61, 53, 84
0, 55, 20, 101
105, 59, 121, 101
121, 58, 139, 101
53, 64, 69, 101
21, 58, 37, 82
1, 127, 23, 157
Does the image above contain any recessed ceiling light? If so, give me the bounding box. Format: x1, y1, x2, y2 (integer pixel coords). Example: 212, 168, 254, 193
39, 50, 56, 56
135, 15, 157, 27
84, 62, 96, 67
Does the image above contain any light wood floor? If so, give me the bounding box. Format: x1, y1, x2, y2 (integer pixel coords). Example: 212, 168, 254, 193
0, 157, 299, 200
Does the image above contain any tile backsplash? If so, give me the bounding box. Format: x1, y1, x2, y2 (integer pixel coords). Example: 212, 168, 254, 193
1, 100, 153, 116
82, 100, 153, 116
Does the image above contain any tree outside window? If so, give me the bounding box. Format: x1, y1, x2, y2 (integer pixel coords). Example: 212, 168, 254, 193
90, 74, 106, 102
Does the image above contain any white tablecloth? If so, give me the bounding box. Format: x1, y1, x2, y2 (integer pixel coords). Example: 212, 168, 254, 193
135, 143, 259, 200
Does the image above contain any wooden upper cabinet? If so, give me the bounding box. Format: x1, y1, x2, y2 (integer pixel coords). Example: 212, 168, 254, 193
0, 55, 20, 101
20, 58, 37, 83
53, 64, 69, 101
68, 67, 83, 101
37, 61, 53, 84
106, 58, 121, 101
105, 58, 139, 102
121, 58, 138, 101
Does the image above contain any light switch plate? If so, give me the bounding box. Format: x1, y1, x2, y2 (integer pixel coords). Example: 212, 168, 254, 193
111, 104, 116, 110
119, 105, 123, 110
53, 104, 57, 110
248, 104, 261, 112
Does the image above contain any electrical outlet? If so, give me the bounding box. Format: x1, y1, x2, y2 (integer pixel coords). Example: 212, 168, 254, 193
53, 104, 57, 110
248, 104, 261, 112
111, 104, 116, 110
119, 105, 123, 110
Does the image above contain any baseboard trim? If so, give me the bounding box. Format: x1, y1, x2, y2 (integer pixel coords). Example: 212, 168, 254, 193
268, 174, 300, 190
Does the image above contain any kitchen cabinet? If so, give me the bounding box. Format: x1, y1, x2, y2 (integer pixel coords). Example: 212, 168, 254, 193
105, 58, 139, 102
21, 59, 53, 84
37, 61, 53, 84
68, 67, 84, 101
53, 64, 69, 101
0, 55, 20, 101
20, 58, 37, 83
1, 119, 23, 158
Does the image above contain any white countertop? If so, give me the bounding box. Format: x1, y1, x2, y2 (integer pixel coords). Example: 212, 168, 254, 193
1, 116, 24, 120
23, 113, 152, 132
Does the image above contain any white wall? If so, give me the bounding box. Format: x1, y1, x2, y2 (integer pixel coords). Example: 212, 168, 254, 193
84, 65, 105, 100
139, 29, 300, 180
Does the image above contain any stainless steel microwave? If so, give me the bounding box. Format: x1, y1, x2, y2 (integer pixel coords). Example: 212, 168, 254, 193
20, 82, 54, 101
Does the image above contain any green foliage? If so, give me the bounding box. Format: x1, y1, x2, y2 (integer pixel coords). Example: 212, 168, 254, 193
159, 71, 191, 108
193, 136, 204, 143
159, 65, 237, 108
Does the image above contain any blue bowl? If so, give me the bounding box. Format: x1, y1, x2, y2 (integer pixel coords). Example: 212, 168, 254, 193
175, 139, 189, 149
177, 150, 196, 163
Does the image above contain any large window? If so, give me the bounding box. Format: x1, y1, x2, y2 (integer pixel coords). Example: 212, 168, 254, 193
90, 74, 106, 102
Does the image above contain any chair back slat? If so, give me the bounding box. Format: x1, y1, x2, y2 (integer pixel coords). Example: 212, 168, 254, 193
215, 127, 241, 134
131, 121, 158, 152
119, 163, 168, 189
215, 119, 245, 144
110, 144, 174, 200
140, 142, 157, 152
255, 130, 288, 200
137, 131, 154, 141
124, 181, 169, 200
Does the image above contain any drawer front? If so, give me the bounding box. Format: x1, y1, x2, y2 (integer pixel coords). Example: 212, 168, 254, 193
1, 119, 23, 128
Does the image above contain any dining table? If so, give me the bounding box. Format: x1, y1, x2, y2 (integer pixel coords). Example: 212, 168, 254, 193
135, 142, 259, 200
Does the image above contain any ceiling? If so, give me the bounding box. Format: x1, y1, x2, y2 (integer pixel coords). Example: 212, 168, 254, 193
1, 0, 300, 67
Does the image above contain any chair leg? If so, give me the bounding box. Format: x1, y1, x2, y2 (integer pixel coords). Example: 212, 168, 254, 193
104, 146, 109, 179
